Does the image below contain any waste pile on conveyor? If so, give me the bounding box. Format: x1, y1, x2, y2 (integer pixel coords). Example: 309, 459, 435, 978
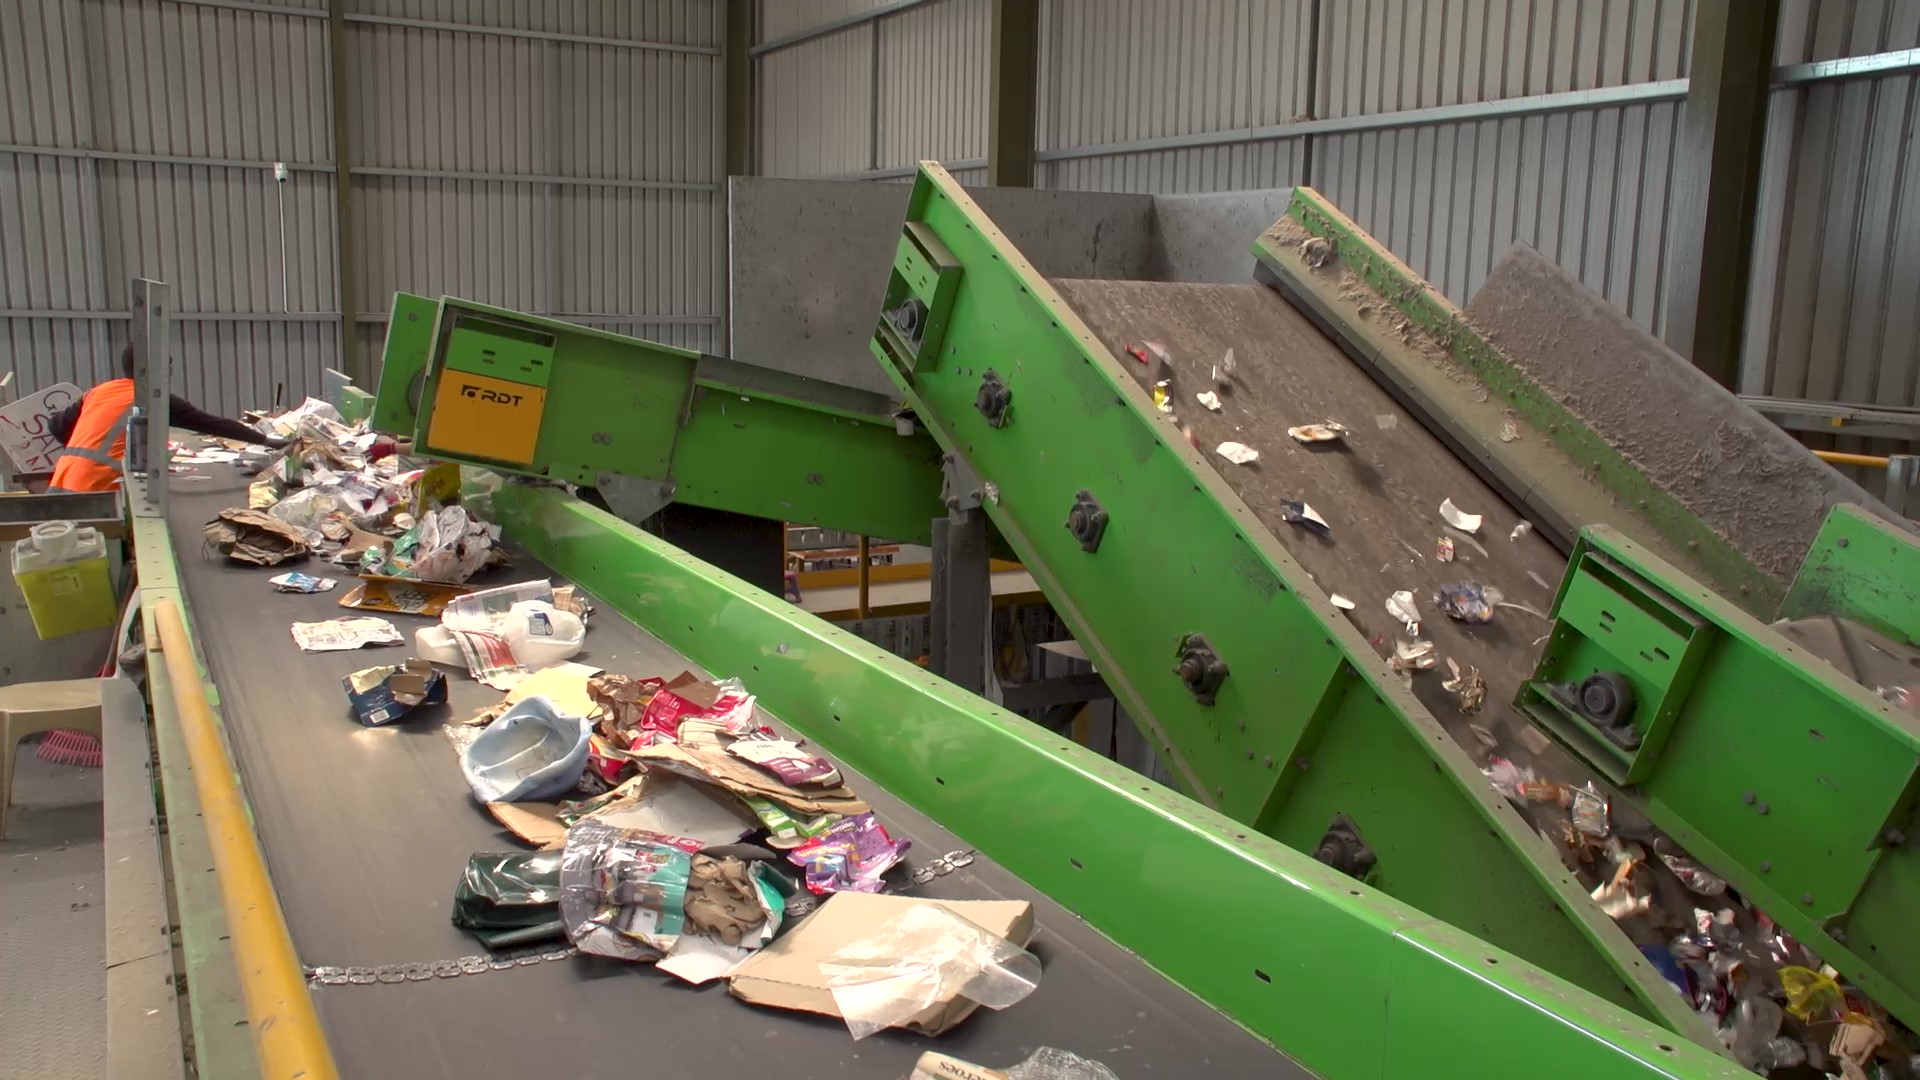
167, 399, 1133, 1080
1051, 275, 1915, 1079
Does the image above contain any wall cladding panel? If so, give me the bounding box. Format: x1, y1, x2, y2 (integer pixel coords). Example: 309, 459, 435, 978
1776, 0, 1920, 63
1748, 68, 1920, 412
1038, 0, 1310, 153
85, 0, 332, 162
348, 0, 720, 46
4, 0, 720, 410
875, 0, 989, 169
758, 0, 892, 43
554, 187, 721, 321
353, 176, 544, 314
757, 29, 873, 176
0, 154, 100, 311
348, 24, 546, 173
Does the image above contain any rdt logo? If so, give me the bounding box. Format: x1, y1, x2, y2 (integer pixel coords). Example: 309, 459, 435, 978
459, 383, 525, 407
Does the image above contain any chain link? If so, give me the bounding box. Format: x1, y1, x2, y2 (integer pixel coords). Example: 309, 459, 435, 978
307, 943, 578, 989
306, 849, 975, 990
904, 848, 976, 888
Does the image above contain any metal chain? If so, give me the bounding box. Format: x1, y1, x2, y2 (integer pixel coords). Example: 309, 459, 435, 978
305, 849, 974, 990
306, 943, 579, 989
903, 848, 977, 889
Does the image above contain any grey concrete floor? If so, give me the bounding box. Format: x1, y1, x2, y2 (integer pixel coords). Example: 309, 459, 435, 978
0, 741, 106, 1079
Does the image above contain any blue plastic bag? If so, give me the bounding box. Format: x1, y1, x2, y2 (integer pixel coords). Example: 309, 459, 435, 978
461, 695, 591, 803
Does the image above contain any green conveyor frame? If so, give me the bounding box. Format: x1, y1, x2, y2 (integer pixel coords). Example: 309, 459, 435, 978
360, 164, 1920, 1070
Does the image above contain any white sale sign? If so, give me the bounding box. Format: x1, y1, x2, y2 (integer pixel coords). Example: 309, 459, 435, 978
0, 382, 85, 473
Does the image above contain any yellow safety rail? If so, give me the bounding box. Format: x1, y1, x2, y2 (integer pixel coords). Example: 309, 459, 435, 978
153, 599, 341, 1080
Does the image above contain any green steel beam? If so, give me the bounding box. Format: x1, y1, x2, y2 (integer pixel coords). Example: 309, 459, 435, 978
371, 294, 946, 544
1521, 522, 1920, 1029
1258, 188, 1781, 614
490, 483, 1747, 1080
130, 506, 261, 1079
1778, 504, 1919, 645
863, 164, 1715, 1046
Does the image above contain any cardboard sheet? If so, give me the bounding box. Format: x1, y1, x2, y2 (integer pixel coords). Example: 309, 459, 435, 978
728, 892, 1034, 1036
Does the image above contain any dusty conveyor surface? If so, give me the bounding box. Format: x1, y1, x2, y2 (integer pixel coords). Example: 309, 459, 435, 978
1054, 278, 1572, 759
166, 470, 1295, 1080
1464, 246, 1906, 585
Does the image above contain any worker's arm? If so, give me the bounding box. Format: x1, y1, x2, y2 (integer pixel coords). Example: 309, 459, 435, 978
168, 395, 271, 445
50, 400, 83, 445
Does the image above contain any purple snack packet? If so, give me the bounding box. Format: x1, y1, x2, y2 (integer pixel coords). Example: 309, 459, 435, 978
787, 812, 910, 895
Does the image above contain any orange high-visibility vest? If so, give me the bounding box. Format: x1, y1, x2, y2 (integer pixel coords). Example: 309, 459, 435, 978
49, 378, 137, 492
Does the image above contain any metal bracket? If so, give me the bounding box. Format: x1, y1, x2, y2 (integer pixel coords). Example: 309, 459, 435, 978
1173, 633, 1229, 706
1314, 815, 1377, 881
975, 369, 1012, 428
1064, 489, 1108, 553
941, 453, 986, 518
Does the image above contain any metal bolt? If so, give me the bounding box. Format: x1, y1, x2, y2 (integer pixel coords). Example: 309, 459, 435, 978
1757, 802, 1770, 815
1743, 791, 1756, 804
1215, 786, 1224, 798
1760, 861, 1772, 873
1836, 537, 1850, 548
1830, 928, 1847, 944
1295, 756, 1310, 771
1264, 756, 1276, 769
1800, 893, 1813, 905
1246, 750, 1254, 760
1883, 827, 1906, 846
1237, 721, 1246, 732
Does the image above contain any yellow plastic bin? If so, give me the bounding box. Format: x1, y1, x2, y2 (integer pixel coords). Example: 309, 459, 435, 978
11, 521, 118, 640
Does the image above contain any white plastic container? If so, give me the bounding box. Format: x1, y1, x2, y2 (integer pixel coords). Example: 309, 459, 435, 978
502, 600, 585, 669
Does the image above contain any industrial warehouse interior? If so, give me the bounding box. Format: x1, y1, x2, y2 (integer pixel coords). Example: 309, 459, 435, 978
2, 1, 1918, 1077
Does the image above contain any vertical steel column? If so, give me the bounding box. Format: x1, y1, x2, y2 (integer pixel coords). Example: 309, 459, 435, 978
929, 456, 991, 694
724, 0, 754, 356
126, 278, 173, 520
987, 0, 1040, 187
327, 0, 363, 385
1663, 0, 1779, 388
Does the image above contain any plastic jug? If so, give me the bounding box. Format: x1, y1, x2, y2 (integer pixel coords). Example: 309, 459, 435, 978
11, 520, 115, 639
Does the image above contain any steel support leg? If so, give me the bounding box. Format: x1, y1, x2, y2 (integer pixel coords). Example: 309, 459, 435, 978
929, 507, 991, 695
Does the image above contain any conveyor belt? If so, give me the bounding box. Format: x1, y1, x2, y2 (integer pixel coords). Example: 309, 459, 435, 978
1051, 280, 1642, 898
1056, 280, 1570, 755
165, 470, 1297, 1079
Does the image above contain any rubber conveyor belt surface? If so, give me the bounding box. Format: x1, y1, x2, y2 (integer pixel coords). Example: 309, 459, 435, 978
165, 472, 1297, 1080
1051, 280, 1614, 860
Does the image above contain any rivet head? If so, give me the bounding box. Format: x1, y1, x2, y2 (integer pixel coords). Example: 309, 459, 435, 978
1742, 791, 1756, 804
1760, 861, 1772, 873
1800, 893, 1813, 905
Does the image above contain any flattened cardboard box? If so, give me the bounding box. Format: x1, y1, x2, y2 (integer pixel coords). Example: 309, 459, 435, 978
727, 892, 1035, 1036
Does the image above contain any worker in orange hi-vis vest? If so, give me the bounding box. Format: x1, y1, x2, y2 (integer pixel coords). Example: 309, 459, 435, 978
49, 343, 283, 492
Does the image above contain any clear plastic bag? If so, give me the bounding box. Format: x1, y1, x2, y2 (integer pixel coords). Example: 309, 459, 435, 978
558, 819, 692, 962
817, 902, 1041, 1040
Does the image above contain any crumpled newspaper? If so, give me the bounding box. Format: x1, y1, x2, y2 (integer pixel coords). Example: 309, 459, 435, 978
289, 616, 403, 652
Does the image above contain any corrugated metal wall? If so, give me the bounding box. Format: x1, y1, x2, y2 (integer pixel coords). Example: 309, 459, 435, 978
748, 0, 1917, 425
1, 0, 722, 420
754, 0, 990, 178
1744, 0, 1920, 422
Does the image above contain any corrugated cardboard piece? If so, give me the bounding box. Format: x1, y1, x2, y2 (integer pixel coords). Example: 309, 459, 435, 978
727, 892, 1035, 1036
